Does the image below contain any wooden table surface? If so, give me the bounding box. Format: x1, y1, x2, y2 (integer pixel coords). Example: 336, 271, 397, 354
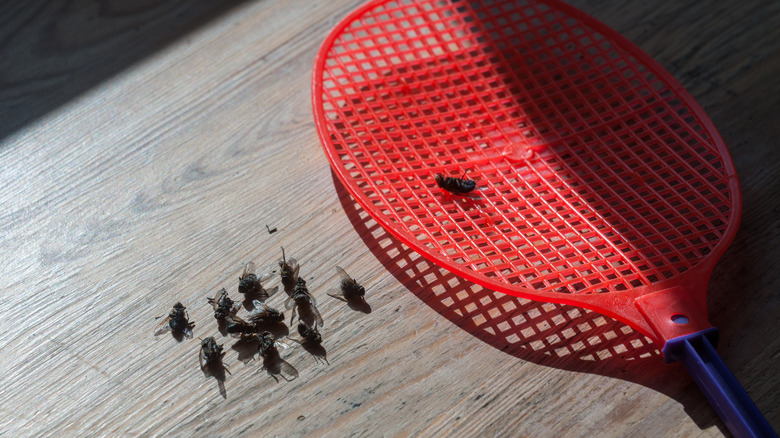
1, 1, 778, 436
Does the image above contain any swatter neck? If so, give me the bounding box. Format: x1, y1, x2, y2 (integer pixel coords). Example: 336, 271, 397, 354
570, 261, 715, 346
634, 285, 711, 345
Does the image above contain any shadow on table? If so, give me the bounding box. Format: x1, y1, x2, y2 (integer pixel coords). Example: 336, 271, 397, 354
331, 169, 728, 434
0, 0, 251, 143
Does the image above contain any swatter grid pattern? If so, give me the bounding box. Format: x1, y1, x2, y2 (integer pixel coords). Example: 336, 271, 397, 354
319, 0, 732, 295
347, 193, 661, 363
417, 262, 661, 361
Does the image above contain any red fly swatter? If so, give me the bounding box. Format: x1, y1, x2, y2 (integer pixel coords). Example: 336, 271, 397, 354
312, 1, 775, 436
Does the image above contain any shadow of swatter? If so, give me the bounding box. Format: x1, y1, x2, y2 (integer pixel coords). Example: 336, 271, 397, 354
331, 169, 722, 431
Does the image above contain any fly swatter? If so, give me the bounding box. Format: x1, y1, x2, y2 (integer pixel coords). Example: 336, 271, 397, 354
311, 1, 776, 436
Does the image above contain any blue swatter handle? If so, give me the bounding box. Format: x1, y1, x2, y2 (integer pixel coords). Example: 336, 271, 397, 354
664, 329, 777, 438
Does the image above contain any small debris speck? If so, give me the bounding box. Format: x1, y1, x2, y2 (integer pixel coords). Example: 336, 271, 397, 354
266, 225, 278, 234
297, 415, 305, 421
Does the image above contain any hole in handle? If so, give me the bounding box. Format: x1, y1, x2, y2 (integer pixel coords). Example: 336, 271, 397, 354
671, 314, 689, 325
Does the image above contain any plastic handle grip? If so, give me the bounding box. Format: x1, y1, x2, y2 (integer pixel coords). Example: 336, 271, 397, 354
664, 330, 777, 438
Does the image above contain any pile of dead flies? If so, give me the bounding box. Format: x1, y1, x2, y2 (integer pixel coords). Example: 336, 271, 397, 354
154, 246, 367, 387
153, 172, 479, 390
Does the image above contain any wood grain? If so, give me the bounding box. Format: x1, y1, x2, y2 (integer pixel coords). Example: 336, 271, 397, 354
1, 0, 778, 436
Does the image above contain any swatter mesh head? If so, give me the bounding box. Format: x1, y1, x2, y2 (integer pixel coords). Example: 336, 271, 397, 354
315, 0, 736, 296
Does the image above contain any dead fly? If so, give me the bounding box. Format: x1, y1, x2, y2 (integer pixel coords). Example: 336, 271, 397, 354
279, 247, 300, 292
257, 331, 284, 356
328, 266, 366, 302
288, 323, 328, 365
154, 302, 194, 338
248, 300, 285, 325
434, 172, 481, 196
208, 288, 241, 323
224, 314, 259, 338
238, 262, 276, 302
199, 337, 230, 376
285, 277, 323, 328
257, 331, 298, 382
200, 336, 230, 398
289, 322, 322, 344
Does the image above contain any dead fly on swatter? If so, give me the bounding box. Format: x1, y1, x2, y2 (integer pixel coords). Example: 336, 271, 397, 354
279, 247, 300, 292
248, 300, 285, 325
199, 336, 231, 376
257, 331, 298, 382
434, 172, 483, 197
285, 277, 323, 328
238, 262, 277, 302
207, 288, 241, 323
328, 266, 366, 302
154, 302, 194, 338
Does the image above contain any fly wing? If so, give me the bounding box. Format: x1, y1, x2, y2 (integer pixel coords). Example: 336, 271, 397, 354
199, 347, 207, 372
242, 262, 257, 278
278, 359, 299, 381
251, 299, 265, 311
274, 339, 291, 350
309, 303, 324, 328
225, 313, 250, 328
285, 336, 304, 345
209, 288, 227, 311
261, 302, 281, 314
260, 285, 279, 302
335, 266, 354, 283
153, 317, 172, 336
284, 294, 295, 310
327, 289, 347, 302
280, 248, 300, 280
289, 259, 300, 279
247, 302, 269, 321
